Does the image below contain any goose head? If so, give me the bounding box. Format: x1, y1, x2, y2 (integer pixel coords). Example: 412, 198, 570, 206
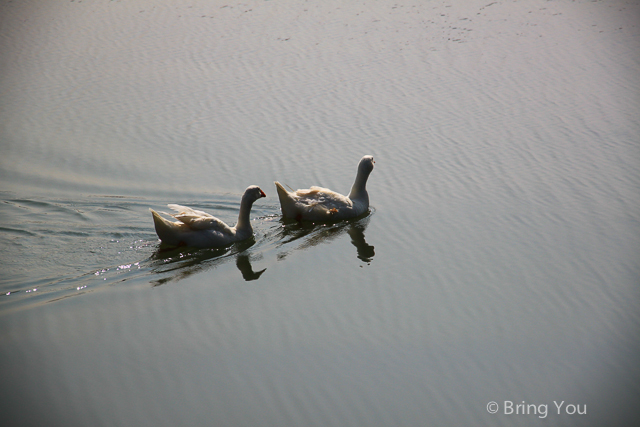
358, 155, 375, 176
243, 185, 267, 204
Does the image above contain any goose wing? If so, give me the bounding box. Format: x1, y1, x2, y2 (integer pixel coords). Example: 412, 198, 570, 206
294, 186, 352, 210
167, 204, 232, 232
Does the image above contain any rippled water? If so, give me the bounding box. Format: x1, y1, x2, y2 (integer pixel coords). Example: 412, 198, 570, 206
1, 0, 639, 426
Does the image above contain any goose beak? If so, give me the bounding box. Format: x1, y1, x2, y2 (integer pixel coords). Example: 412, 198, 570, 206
260, 189, 266, 198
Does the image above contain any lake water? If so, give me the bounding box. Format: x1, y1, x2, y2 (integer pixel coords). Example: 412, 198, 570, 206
1, 0, 639, 426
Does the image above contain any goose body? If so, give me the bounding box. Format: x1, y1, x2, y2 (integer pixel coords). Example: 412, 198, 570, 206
150, 186, 266, 248
275, 155, 375, 222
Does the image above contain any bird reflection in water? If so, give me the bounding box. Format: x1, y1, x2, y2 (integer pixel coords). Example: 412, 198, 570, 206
235, 253, 266, 281
147, 211, 375, 286
347, 220, 375, 263
148, 238, 265, 286
274, 211, 375, 264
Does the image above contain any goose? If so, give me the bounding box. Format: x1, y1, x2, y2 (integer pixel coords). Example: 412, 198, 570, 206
149, 185, 266, 248
275, 155, 375, 222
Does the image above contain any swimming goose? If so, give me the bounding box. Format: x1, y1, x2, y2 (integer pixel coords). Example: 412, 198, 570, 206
275, 155, 375, 222
150, 186, 266, 248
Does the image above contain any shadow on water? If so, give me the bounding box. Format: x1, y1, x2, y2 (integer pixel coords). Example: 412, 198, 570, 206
271, 210, 375, 264
0, 207, 375, 311
148, 238, 266, 286
0, 193, 372, 308
145, 210, 375, 286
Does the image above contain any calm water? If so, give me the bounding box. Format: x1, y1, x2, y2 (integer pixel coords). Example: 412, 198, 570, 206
1, 0, 639, 426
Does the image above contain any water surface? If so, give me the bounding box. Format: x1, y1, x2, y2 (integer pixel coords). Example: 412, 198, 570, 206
1, 1, 639, 426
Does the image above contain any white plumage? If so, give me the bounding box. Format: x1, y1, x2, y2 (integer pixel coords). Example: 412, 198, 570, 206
275, 155, 375, 222
150, 185, 266, 248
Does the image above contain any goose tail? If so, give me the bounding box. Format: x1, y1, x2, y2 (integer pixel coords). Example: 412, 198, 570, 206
274, 181, 289, 200
150, 208, 181, 245
274, 181, 298, 219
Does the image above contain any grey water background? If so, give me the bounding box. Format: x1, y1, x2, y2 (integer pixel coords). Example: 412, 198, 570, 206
1, 0, 639, 426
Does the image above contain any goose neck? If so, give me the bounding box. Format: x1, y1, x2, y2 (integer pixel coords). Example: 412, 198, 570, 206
348, 170, 371, 201
235, 198, 254, 234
